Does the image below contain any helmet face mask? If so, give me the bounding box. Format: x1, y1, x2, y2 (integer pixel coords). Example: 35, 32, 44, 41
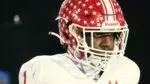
62, 23, 129, 70
57, 0, 129, 70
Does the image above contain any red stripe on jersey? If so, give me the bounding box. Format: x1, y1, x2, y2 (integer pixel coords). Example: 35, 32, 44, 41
115, 81, 118, 84
23, 71, 27, 84
109, 80, 111, 84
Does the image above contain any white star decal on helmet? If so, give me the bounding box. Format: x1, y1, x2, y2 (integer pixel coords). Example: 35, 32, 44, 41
82, 3, 86, 7
83, 20, 87, 24
89, 5, 93, 9
70, 3, 73, 6
90, 20, 94, 24
96, 2, 101, 6
97, 23, 101, 26
69, 10, 72, 14
63, 14, 66, 17
72, 14, 78, 20
92, 11, 96, 15
77, 8, 81, 12
68, 0, 71, 3
77, 18, 81, 22
78, 1, 82, 4
84, 10, 88, 14
62, 23, 65, 27
73, 5, 77, 9
85, 0, 89, 2
66, 16, 69, 20
100, 17, 103, 21
72, 39, 75, 43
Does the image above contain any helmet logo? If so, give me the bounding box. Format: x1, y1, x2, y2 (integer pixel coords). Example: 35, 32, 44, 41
105, 22, 119, 26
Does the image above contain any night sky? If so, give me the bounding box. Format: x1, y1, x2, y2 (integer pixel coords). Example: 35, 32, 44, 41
0, 0, 149, 84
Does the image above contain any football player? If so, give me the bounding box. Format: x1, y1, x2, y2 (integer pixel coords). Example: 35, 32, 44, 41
19, 0, 140, 84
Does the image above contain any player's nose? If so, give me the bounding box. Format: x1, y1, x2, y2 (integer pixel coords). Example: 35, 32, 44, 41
99, 36, 114, 50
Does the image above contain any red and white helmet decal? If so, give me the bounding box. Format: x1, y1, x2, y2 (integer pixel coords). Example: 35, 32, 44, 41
58, 0, 126, 27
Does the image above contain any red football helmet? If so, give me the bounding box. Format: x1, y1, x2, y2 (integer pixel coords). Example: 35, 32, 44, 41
55, 0, 129, 71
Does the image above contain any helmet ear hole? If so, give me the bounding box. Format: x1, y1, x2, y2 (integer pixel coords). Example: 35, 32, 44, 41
66, 20, 72, 28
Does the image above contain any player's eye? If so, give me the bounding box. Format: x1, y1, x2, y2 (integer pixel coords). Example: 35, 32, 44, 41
93, 32, 113, 38
93, 32, 120, 40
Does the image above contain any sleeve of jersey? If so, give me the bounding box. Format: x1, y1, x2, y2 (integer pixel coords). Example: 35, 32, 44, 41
18, 57, 43, 84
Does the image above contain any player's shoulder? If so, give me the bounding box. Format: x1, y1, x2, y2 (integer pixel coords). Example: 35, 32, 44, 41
27, 53, 67, 62
20, 53, 68, 70
119, 56, 140, 71
117, 56, 140, 83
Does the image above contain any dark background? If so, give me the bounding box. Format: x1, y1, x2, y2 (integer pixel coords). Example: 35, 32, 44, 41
0, 0, 149, 84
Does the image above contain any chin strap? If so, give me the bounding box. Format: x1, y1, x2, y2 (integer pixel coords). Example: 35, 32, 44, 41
48, 31, 65, 43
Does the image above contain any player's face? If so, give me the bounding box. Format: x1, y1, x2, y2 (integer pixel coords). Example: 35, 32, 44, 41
86, 32, 115, 53
93, 32, 115, 50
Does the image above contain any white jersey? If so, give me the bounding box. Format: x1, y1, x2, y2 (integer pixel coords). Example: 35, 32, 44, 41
19, 53, 140, 84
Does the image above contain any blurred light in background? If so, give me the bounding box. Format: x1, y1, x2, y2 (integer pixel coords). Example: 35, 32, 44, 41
13, 14, 21, 25
0, 70, 11, 84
